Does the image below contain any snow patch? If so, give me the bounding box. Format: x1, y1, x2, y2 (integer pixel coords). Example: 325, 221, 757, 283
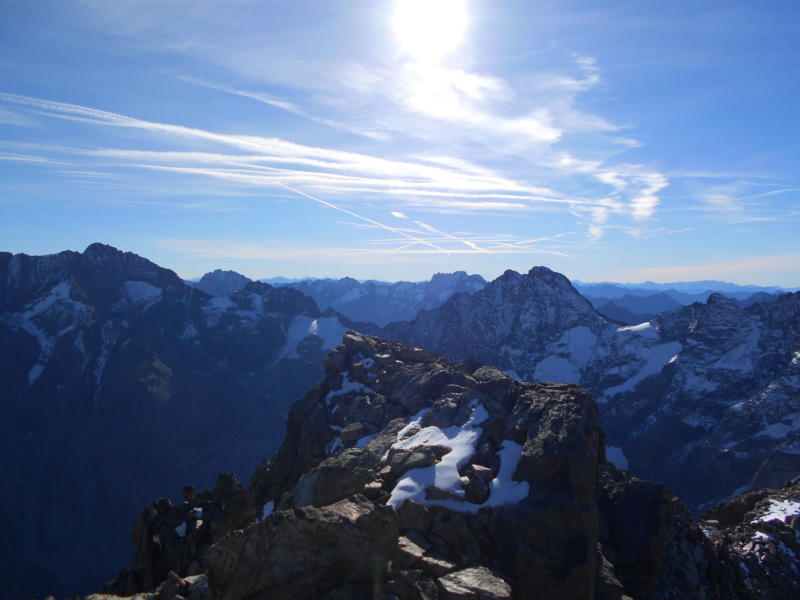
713, 329, 758, 372
752, 499, 800, 524
606, 446, 628, 469
618, 322, 658, 337
387, 404, 529, 513
311, 317, 349, 351
123, 281, 162, 310
757, 413, 800, 439
1, 282, 89, 384
682, 372, 719, 394
26, 281, 77, 316
180, 323, 199, 341
552, 326, 598, 367
683, 414, 706, 428
325, 437, 344, 455
531, 326, 598, 384
533, 356, 580, 384
355, 433, 377, 449
28, 364, 45, 384
324, 373, 374, 405
279, 316, 348, 360
208, 296, 237, 310
602, 341, 682, 398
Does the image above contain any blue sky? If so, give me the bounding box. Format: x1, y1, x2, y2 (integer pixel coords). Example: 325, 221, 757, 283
1, 0, 799, 286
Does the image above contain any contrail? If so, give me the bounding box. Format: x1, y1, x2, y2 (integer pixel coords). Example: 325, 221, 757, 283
272, 182, 448, 253
413, 220, 495, 257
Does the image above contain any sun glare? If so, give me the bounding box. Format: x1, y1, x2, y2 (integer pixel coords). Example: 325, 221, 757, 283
393, 0, 467, 63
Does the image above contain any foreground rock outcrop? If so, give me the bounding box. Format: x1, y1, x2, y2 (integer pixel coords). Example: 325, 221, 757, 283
90, 333, 800, 600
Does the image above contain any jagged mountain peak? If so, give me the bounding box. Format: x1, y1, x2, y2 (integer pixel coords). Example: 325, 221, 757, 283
429, 270, 483, 282
528, 264, 566, 279
195, 269, 252, 296
84, 241, 121, 257
81, 243, 168, 275
688, 290, 748, 330
706, 292, 739, 308
494, 265, 593, 303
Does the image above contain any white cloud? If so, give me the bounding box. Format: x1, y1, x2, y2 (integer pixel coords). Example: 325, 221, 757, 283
155, 236, 574, 260
0, 52, 668, 246
22, 2, 678, 244
0, 107, 39, 127
179, 77, 392, 141
0, 94, 577, 212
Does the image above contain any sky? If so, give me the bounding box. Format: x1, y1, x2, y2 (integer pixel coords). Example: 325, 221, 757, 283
1, 0, 799, 286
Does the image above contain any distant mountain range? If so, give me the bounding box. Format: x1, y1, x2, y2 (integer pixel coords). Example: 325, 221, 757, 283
190, 271, 791, 327
573, 279, 797, 295
189, 270, 487, 327
572, 282, 790, 325
3, 244, 799, 598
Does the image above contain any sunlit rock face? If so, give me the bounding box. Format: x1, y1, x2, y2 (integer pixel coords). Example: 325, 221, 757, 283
0, 244, 351, 597
378, 267, 800, 513
248, 331, 604, 599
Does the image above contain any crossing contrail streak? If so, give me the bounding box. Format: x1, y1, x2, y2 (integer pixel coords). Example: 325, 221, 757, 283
414, 220, 495, 257
272, 182, 448, 253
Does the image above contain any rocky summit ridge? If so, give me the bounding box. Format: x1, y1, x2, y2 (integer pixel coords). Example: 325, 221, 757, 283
90, 333, 800, 600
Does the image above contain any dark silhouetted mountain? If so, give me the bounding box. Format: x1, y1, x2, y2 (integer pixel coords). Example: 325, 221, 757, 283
594, 300, 653, 325
0, 244, 352, 597
732, 291, 782, 308
593, 292, 683, 325
192, 269, 252, 296
608, 292, 682, 316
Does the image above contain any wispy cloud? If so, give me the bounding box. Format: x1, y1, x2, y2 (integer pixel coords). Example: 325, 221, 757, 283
0, 88, 667, 251
0, 94, 583, 215
3, 0, 683, 248
179, 76, 392, 141
0, 107, 40, 127
155, 236, 575, 261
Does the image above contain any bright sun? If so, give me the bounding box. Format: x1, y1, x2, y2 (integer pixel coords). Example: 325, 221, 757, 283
393, 0, 467, 63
